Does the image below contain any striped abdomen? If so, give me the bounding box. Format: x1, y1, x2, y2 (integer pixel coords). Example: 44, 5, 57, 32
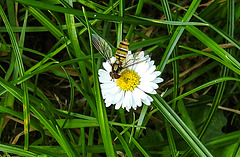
115, 39, 129, 63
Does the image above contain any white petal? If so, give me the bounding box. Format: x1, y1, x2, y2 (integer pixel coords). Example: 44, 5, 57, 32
145, 55, 151, 62
126, 91, 133, 112
144, 54, 149, 59
137, 62, 149, 76
112, 89, 124, 104
134, 87, 150, 105
148, 60, 154, 66
101, 84, 119, 99
122, 91, 131, 109
153, 71, 161, 77
103, 62, 112, 72
134, 87, 147, 98
140, 73, 158, 82
99, 78, 112, 84
115, 91, 124, 110
106, 103, 111, 107
110, 57, 116, 62
98, 71, 111, 83
100, 82, 116, 90
104, 87, 120, 98
153, 77, 164, 83
145, 65, 156, 75
143, 95, 153, 106
150, 90, 157, 94
138, 83, 155, 94
115, 102, 122, 110
138, 51, 144, 58
105, 88, 122, 104
115, 99, 123, 110
98, 69, 107, 76
142, 96, 150, 105
138, 67, 156, 80
131, 98, 137, 110
127, 92, 134, 110
132, 89, 142, 108
143, 81, 159, 89
134, 61, 145, 73
147, 94, 153, 102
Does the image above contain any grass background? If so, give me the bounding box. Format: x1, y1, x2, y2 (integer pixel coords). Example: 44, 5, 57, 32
0, 0, 240, 156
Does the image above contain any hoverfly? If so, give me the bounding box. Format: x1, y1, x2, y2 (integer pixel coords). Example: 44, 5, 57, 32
92, 34, 133, 79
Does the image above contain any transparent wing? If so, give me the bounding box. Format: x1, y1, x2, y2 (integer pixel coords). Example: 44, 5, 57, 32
91, 34, 112, 61
124, 51, 147, 68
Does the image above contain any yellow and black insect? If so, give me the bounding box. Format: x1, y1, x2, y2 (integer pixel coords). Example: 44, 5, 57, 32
92, 34, 131, 79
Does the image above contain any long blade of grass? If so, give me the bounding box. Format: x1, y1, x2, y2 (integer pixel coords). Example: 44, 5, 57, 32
185, 25, 240, 70
160, 0, 178, 156
28, 6, 64, 39
205, 130, 240, 149
157, 0, 202, 73
0, 4, 30, 150
168, 1, 240, 51
64, 1, 91, 94
125, 131, 150, 157
79, 1, 119, 35
31, 105, 79, 157
184, 1, 235, 156
125, 0, 144, 39
111, 127, 133, 157
0, 76, 79, 156
153, 94, 213, 156
83, 7, 116, 156
180, 46, 240, 75
169, 77, 240, 104
163, 61, 219, 97
116, 0, 124, 44
0, 144, 37, 157
0, 0, 18, 140
15, 0, 208, 27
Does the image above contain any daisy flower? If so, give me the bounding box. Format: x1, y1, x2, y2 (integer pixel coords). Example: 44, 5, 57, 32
98, 51, 163, 111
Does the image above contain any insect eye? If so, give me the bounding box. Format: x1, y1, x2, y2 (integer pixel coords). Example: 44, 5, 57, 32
124, 39, 128, 42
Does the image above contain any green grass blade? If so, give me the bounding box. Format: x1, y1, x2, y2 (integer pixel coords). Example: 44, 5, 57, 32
178, 100, 198, 135
153, 95, 213, 157
80, 127, 86, 156
83, 7, 116, 156
112, 127, 133, 157
168, 1, 240, 51
64, 1, 91, 93
188, 1, 235, 156
160, 0, 178, 155
165, 120, 178, 156
125, 0, 144, 40
28, 6, 64, 39
184, 26, 240, 70
180, 46, 240, 75
157, 0, 202, 72
125, 131, 150, 157
0, 144, 37, 157
169, 77, 240, 104
117, 0, 124, 44
0, 77, 79, 156
134, 105, 148, 139
15, 0, 208, 27
0, 4, 30, 150
31, 106, 79, 157
129, 36, 169, 51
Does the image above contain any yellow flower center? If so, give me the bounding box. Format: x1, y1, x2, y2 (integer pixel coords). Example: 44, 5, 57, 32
116, 70, 140, 91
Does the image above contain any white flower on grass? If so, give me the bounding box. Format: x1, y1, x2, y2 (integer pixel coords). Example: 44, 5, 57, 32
98, 51, 163, 111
